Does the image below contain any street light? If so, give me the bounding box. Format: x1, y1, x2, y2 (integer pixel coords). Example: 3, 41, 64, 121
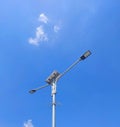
29, 50, 92, 127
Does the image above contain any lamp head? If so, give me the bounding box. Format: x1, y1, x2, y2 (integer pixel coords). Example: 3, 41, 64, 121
80, 50, 91, 60
29, 89, 36, 94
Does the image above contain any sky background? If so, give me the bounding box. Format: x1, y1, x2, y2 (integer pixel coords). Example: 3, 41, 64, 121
0, 0, 120, 127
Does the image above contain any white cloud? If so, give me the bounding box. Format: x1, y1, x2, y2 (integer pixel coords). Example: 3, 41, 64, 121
38, 13, 48, 24
28, 13, 62, 46
54, 25, 60, 33
28, 25, 48, 46
24, 120, 34, 127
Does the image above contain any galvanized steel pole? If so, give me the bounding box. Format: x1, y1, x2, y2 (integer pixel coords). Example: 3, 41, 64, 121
51, 81, 57, 127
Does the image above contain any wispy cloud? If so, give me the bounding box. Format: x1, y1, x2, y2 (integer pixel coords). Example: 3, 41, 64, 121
38, 13, 48, 24
28, 13, 61, 46
54, 25, 60, 33
28, 26, 48, 46
24, 120, 34, 127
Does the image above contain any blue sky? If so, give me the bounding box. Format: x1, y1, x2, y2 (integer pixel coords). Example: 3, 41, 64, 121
0, 0, 120, 127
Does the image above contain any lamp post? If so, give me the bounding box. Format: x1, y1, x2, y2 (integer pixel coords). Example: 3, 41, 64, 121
29, 50, 91, 127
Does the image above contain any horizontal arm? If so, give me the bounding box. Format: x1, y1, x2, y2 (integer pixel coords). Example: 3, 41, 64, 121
29, 84, 50, 94
57, 50, 91, 80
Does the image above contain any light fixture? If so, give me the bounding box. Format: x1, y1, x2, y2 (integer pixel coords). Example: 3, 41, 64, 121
80, 50, 91, 60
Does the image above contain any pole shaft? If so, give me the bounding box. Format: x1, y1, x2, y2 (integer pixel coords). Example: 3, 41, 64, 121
52, 93, 56, 127
52, 82, 56, 127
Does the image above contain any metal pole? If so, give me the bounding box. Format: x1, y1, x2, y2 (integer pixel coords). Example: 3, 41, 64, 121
51, 81, 57, 127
